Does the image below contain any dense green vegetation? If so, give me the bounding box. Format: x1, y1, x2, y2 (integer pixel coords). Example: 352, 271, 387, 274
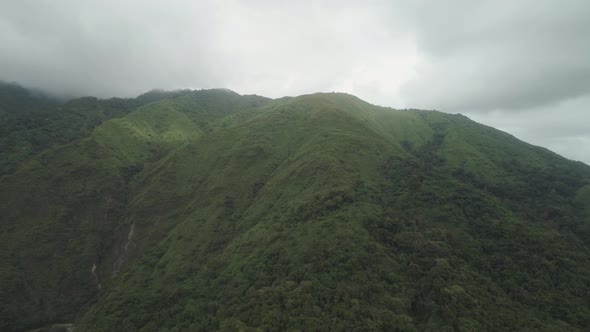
0, 82, 200, 178
0, 85, 589, 331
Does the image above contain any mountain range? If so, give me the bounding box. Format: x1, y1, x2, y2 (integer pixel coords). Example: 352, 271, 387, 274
1, 81, 589, 331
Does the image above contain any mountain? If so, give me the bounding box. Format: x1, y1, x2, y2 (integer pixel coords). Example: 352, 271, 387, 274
0, 81, 187, 178
1, 84, 589, 331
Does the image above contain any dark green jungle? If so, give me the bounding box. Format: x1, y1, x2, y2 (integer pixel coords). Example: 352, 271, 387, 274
1, 81, 589, 331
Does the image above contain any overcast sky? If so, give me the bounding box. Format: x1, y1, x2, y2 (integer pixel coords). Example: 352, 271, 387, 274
1, 0, 588, 164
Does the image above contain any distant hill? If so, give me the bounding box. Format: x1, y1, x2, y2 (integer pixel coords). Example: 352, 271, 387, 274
1, 85, 589, 331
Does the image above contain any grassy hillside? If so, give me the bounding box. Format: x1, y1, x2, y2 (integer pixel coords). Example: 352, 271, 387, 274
1, 90, 589, 331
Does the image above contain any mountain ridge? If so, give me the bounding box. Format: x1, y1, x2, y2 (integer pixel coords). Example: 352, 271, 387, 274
1, 83, 589, 331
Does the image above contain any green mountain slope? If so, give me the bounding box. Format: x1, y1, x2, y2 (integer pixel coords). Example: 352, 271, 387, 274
1, 90, 589, 331
0, 82, 197, 178
0, 89, 270, 331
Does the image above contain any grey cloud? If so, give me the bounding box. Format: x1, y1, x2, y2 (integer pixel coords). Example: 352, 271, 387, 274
399, 0, 590, 112
0, 0, 232, 98
0, 0, 409, 100
465, 95, 590, 164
